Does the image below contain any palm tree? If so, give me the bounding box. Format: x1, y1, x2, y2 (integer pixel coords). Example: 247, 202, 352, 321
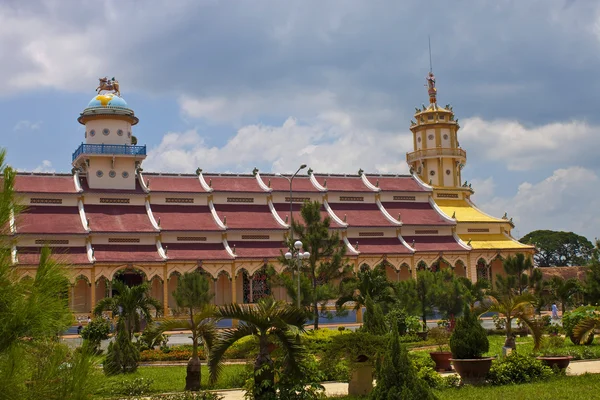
94, 280, 161, 338
208, 297, 307, 399
486, 291, 542, 351
458, 276, 489, 310
549, 276, 582, 314
160, 271, 217, 391
573, 315, 600, 345
336, 264, 395, 315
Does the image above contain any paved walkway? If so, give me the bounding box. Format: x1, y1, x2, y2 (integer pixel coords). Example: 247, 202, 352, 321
209, 359, 600, 399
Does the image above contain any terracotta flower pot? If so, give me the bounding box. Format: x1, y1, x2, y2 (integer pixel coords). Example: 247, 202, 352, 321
450, 357, 494, 385
430, 351, 453, 371
536, 356, 573, 370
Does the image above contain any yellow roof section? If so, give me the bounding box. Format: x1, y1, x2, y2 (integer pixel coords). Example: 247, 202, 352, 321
435, 200, 501, 223
459, 234, 532, 250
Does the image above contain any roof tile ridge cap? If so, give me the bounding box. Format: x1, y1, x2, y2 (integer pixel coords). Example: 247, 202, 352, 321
268, 198, 289, 228
309, 173, 327, 191
156, 239, 168, 260
255, 172, 273, 192
323, 199, 348, 227
465, 197, 503, 222
11, 244, 17, 265
398, 233, 415, 252
222, 237, 236, 258
138, 171, 150, 193
145, 199, 161, 231
502, 231, 532, 248
73, 170, 84, 193
78, 199, 91, 233
376, 198, 402, 226
453, 231, 472, 250
343, 235, 360, 255
209, 199, 227, 229
428, 197, 456, 224
86, 241, 96, 262
411, 172, 433, 191
360, 173, 381, 192
198, 171, 214, 192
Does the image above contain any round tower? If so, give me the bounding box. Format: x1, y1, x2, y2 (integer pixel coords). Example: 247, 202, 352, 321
406, 72, 466, 188
72, 78, 145, 190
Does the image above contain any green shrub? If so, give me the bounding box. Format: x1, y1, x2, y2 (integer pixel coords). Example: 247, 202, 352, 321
103, 321, 140, 375
562, 306, 599, 345
139, 323, 168, 351
363, 296, 388, 335
80, 318, 110, 353
111, 377, 154, 396
486, 353, 553, 385
449, 305, 489, 359
146, 392, 223, 400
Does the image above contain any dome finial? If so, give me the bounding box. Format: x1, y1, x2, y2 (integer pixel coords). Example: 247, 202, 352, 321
426, 71, 437, 104
96, 76, 121, 97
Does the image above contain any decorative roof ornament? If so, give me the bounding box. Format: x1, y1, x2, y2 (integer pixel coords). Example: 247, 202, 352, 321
96, 76, 121, 97
426, 71, 437, 104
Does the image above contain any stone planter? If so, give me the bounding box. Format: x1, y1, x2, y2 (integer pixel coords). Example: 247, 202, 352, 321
348, 363, 374, 396
450, 357, 494, 385
430, 351, 453, 371
536, 356, 573, 370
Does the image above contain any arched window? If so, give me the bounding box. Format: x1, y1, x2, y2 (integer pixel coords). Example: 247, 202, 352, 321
476, 259, 488, 281
243, 268, 271, 304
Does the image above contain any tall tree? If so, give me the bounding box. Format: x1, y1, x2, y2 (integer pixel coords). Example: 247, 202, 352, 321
161, 271, 217, 391
549, 276, 582, 314
94, 280, 161, 338
275, 200, 352, 330
208, 297, 306, 400
336, 264, 395, 315
415, 270, 437, 329
433, 270, 466, 320
584, 240, 600, 304
520, 230, 594, 267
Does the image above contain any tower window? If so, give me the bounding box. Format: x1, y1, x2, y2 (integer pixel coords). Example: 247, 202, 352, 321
96, 170, 103, 178
109, 170, 116, 178
117, 129, 124, 136
122, 171, 129, 178
446, 169, 451, 175
417, 137, 421, 143
428, 134, 434, 140
127, 131, 131, 138
440, 115, 445, 120
430, 170, 435, 176
428, 115, 434, 120
89, 130, 95, 137
443, 134, 449, 140
103, 128, 110, 136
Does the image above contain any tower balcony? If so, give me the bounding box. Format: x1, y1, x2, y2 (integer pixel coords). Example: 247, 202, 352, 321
72, 143, 146, 163
406, 147, 466, 164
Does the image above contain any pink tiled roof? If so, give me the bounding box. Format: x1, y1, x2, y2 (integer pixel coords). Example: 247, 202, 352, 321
272, 203, 344, 229
143, 174, 204, 193
328, 203, 394, 227
17, 246, 90, 265
92, 245, 163, 263
84, 205, 156, 233
79, 177, 147, 194
151, 205, 221, 231
381, 202, 454, 226
162, 242, 232, 261
403, 236, 465, 252
348, 237, 411, 255
213, 204, 283, 230
263, 175, 319, 192
228, 240, 287, 258
313, 175, 371, 192
16, 206, 86, 234
14, 174, 77, 194
204, 175, 263, 192
365, 175, 427, 192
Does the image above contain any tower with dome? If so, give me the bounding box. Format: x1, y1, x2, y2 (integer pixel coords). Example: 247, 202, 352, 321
8, 75, 533, 321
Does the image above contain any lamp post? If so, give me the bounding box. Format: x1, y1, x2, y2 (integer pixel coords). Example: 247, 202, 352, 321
285, 241, 310, 308
277, 164, 307, 308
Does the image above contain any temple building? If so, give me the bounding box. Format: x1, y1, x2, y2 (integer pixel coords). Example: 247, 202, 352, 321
9, 75, 533, 317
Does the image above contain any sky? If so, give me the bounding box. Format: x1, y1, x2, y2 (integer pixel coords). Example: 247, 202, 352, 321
0, 0, 599, 241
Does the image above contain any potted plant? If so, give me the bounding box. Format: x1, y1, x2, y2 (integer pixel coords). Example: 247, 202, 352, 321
536, 335, 573, 370
449, 305, 493, 384
428, 326, 452, 371
405, 315, 426, 339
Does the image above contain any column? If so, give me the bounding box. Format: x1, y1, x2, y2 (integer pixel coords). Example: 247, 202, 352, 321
213, 278, 218, 305
231, 263, 238, 327
163, 266, 169, 317
90, 268, 96, 310
71, 284, 75, 310
249, 276, 254, 304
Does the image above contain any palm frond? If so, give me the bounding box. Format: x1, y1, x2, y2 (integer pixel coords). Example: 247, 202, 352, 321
573, 317, 600, 344
208, 324, 256, 384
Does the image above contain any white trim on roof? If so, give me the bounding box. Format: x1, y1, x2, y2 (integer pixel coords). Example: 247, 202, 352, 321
323, 199, 348, 227
255, 172, 273, 192
209, 199, 227, 229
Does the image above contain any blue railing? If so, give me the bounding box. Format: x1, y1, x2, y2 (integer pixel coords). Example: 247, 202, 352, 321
72, 143, 146, 162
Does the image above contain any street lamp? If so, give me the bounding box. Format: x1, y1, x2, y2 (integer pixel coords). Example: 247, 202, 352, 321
285, 241, 310, 308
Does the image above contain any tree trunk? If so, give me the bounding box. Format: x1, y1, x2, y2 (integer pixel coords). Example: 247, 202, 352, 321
255, 334, 275, 399
313, 300, 319, 330
185, 355, 201, 391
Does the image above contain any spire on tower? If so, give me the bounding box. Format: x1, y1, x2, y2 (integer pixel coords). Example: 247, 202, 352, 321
426, 36, 437, 104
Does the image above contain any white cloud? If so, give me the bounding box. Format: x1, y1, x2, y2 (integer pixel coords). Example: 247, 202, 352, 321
476, 167, 600, 240
13, 120, 42, 131
460, 118, 600, 171
145, 114, 412, 174
32, 160, 54, 173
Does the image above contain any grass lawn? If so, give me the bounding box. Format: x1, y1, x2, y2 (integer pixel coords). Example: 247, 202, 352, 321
332, 373, 600, 400
92, 364, 248, 397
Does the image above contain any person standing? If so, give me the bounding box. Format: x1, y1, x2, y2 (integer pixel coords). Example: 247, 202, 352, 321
551, 303, 559, 319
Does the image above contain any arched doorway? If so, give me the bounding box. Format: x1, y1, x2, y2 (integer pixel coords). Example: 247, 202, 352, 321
243, 267, 271, 304
112, 268, 146, 297
476, 258, 489, 283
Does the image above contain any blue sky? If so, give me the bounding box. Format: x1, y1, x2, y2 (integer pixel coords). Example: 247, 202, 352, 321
0, 0, 599, 241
